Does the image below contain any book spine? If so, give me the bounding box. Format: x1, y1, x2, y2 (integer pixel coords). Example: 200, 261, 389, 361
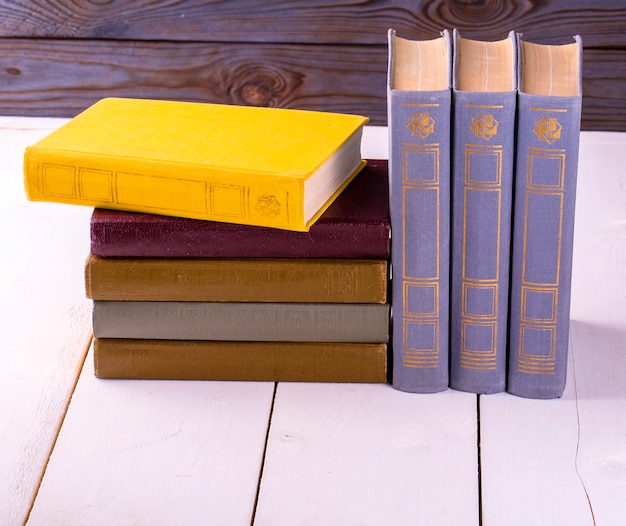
94, 339, 388, 383
92, 301, 390, 342
88, 159, 391, 259
85, 255, 389, 303
449, 90, 516, 393
507, 92, 582, 398
388, 88, 451, 393
24, 149, 306, 231
89, 215, 391, 259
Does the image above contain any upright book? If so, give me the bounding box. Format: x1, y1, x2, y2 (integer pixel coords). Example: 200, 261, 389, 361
507, 35, 583, 399
23, 97, 368, 232
89, 160, 391, 259
387, 29, 452, 393
449, 30, 517, 394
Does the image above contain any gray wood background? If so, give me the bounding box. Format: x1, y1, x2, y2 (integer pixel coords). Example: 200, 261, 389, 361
1, 0, 623, 131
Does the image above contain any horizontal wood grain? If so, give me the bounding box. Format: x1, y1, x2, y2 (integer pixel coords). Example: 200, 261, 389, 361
0, 0, 624, 47
1, 39, 624, 130
0, 38, 386, 121
581, 49, 626, 132
0, 1, 624, 130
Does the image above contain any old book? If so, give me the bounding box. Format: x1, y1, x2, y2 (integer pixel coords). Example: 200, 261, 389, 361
507, 35, 583, 399
449, 30, 517, 394
24, 97, 368, 232
85, 255, 388, 303
92, 301, 390, 342
387, 29, 452, 393
89, 159, 390, 259
94, 339, 388, 383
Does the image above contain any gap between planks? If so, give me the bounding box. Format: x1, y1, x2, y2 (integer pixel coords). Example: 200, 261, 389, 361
250, 382, 278, 526
23, 332, 94, 526
571, 342, 597, 526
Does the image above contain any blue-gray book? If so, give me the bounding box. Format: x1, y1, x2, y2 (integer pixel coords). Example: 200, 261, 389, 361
387, 29, 452, 393
449, 30, 517, 394
507, 35, 583, 399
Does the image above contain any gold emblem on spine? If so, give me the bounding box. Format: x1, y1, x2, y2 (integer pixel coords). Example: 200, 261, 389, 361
534, 116, 562, 144
407, 112, 435, 139
470, 114, 498, 140
255, 194, 281, 218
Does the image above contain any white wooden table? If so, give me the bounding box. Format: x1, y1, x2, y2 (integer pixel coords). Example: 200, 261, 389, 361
1, 117, 624, 525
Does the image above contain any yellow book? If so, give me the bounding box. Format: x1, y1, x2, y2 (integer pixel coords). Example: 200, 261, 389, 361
24, 98, 368, 231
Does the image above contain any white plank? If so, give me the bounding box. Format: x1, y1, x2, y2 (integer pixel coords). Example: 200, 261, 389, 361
569, 131, 626, 328
480, 358, 593, 525
569, 322, 626, 526
255, 383, 478, 526
480, 131, 626, 525
0, 117, 92, 526
27, 344, 275, 525
567, 131, 626, 525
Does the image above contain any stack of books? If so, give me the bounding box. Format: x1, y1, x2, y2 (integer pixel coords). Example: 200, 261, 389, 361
387, 29, 583, 398
25, 98, 391, 383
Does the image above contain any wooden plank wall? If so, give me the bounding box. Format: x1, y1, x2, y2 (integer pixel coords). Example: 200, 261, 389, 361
0, 1, 624, 131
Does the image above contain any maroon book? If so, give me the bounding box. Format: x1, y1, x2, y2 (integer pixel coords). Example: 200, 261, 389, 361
90, 160, 390, 259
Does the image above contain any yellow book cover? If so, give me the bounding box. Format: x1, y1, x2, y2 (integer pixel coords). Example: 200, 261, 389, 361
24, 98, 368, 231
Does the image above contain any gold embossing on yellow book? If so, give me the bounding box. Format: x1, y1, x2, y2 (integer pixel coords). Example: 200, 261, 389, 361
24, 97, 368, 231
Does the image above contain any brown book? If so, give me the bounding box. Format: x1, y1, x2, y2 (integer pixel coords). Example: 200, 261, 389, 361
94, 339, 388, 383
85, 255, 388, 303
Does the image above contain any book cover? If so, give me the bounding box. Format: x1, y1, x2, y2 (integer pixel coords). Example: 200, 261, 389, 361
24, 97, 368, 232
449, 30, 517, 394
89, 160, 390, 259
387, 29, 452, 393
507, 35, 583, 399
92, 301, 390, 342
94, 339, 388, 383
85, 255, 388, 304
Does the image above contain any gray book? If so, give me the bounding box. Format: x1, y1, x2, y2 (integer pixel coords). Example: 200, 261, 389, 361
92, 301, 389, 342
387, 29, 452, 393
507, 34, 583, 399
449, 30, 517, 394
